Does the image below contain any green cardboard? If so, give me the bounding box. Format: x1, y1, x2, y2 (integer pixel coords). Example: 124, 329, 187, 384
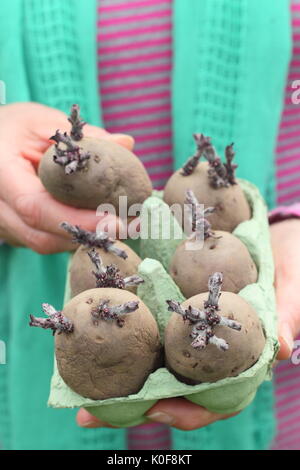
48, 179, 278, 426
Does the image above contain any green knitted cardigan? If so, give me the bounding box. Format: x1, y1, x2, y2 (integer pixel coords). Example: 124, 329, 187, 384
0, 0, 291, 450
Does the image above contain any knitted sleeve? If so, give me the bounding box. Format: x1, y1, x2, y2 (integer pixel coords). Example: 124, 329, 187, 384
22, 0, 101, 125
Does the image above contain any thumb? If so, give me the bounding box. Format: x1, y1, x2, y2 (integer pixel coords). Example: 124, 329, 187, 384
277, 321, 295, 360
111, 134, 135, 151
276, 283, 298, 360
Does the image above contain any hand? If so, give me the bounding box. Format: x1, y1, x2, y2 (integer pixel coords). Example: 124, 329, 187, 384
77, 398, 236, 431
271, 218, 300, 360
0, 102, 134, 253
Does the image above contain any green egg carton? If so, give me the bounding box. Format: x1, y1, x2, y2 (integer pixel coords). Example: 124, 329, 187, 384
48, 179, 278, 427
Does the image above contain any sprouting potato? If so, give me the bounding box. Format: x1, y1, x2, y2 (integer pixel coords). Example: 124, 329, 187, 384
60, 223, 142, 297
39, 105, 152, 213
29, 288, 162, 400
164, 273, 265, 384
163, 134, 250, 232
169, 190, 257, 298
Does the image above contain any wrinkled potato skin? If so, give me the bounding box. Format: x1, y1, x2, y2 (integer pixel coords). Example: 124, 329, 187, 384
70, 241, 142, 297
165, 292, 265, 384
163, 162, 251, 232
55, 288, 162, 400
39, 137, 152, 213
170, 231, 257, 298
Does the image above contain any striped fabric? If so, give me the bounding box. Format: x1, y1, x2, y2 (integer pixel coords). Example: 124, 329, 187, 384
271, 0, 300, 451
97, 0, 173, 450
127, 422, 171, 450
272, 361, 300, 450
97, 0, 174, 190
275, 1, 300, 204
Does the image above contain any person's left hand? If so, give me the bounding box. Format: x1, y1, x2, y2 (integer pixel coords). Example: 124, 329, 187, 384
76, 218, 300, 430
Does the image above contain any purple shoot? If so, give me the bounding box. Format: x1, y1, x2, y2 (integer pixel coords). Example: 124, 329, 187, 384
181, 134, 211, 176
88, 248, 143, 289
60, 222, 128, 259
50, 130, 90, 175
204, 272, 223, 310
185, 189, 216, 240
202, 138, 229, 188
166, 272, 241, 351
224, 143, 237, 185
91, 299, 139, 327
181, 134, 238, 187
123, 275, 145, 287
29, 303, 73, 335
202, 137, 238, 188
68, 104, 86, 141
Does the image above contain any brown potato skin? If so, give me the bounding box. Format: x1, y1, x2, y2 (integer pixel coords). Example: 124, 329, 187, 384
165, 292, 265, 384
69, 241, 142, 297
55, 288, 162, 400
163, 162, 251, 232
169, 231, 257, 298
39, 137, 153, 213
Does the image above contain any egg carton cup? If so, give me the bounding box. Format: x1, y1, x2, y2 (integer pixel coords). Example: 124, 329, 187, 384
48, 179, 278, 427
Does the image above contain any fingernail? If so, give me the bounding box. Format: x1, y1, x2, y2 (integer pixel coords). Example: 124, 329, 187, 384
112, 133, 132, 138
111, 134, 135, 147
280, 322, 294, 354
112, 133, 133, 141
80, 420, 98, 428
147, 412, 176, 425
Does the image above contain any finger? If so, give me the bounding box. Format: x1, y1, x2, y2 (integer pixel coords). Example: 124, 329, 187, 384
146, 398, 235, 431
25, 126, 134, 167
276, 277, 298, 360
31, 104, 135, 151
2, 103, 134, 157
76, 408, 118, 429
112, 133, 135, 150
0, 218, 24, 247
84, 124, 135, 151
0, 199, 76, 254
23, 131, 134, 166
0, 158, 124, 239
277, 322, 295, 360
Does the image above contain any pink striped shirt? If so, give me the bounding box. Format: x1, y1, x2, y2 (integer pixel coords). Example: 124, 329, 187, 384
276, 1, 300, 206
97, 0, 173, 192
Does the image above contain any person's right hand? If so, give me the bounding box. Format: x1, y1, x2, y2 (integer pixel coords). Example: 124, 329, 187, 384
0, 102, 134, 254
